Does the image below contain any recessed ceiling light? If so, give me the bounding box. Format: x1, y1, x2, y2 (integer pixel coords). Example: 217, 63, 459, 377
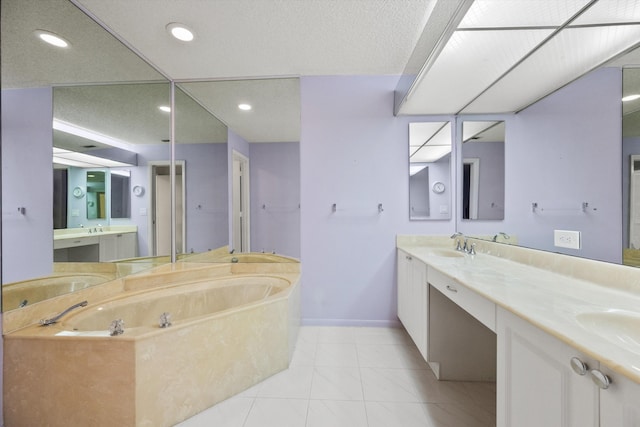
35, 30, 70, 48
159, 105, 171, 113
166, 23, 195, 42
622, 94, 640, 102
238, 103, 252, 111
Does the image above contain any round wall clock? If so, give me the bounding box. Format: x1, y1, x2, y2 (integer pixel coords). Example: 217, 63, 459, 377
72, 186, 85, 198
432, 181, 445, 194
132, 185, 145, 197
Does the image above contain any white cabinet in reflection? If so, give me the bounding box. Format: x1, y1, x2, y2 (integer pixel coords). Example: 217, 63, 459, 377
99, 232, 137, 261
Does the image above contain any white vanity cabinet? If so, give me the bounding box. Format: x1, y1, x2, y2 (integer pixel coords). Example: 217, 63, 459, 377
397, 249, 428, 359
98, 232, 137, 261
498, 307, 640, 427
599, 365, 640, 427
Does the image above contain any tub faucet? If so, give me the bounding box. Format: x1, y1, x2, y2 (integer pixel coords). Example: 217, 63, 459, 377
159, 312, 172, 328
492, 232, 510, 242
19, 299, 28, 308
109, 319, 125, 336
40, 300, 88, 326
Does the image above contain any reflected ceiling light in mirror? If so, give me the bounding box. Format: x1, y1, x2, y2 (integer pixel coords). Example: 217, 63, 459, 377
238, 103, 252, 111
53, 119, 134, 151
34, 30, 70, 48
158, 105, 171, 112
52, 147, 132, 168
409, 122, 452, 163
623, 94, 640, 102
166, 23, 195, 42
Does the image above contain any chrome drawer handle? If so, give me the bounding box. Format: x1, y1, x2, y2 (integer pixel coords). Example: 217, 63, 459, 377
590, 369, 611, 390
570, 357, 588, 376
446, 285, 458, 293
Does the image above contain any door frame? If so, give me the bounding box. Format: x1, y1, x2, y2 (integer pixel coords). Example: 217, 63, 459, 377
232, 151, 250, 252
148, 160, 186, 256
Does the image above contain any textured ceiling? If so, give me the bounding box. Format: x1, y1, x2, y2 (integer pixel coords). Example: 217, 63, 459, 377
75, 0, 434, 79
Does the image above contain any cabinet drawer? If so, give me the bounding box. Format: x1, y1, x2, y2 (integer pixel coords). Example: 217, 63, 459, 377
428, 267, 496, 332
53, 236, 99, 249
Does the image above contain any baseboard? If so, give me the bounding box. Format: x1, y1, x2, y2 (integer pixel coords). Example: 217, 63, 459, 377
301, 318, 402, 328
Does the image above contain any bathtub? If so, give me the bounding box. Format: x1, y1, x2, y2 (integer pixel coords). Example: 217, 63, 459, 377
4, 269, 301, 427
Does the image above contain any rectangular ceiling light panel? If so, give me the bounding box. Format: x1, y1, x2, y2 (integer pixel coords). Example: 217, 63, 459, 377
572, 0, 640, 25
462, 25, 640, 114
401, 29, 551, 114
459, 0, 592, 28
409, 121, 448, 146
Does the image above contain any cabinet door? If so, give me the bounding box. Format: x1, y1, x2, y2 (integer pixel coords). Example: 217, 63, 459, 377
497, 308, 599, 427
408, 258, 427, 359
397, 250, 411, 325
116, 233, 137, 259
99, 234, 118, 261
599, 365, 640, 427
396, 250, 428, 360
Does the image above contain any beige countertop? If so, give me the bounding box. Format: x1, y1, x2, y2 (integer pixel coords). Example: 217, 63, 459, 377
397, 235, 640, 385
54, 225, 137, 240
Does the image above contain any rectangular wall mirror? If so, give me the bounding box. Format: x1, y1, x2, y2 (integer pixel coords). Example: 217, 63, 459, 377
461, 121, 505, 221
408, 121, 452, 220
110, 169, 131, 219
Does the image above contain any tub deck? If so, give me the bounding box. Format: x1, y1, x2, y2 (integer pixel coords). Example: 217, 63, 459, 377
4, 261, 300, 427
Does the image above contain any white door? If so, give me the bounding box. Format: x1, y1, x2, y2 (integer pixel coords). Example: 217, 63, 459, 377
232, 151, 249, 252
155, 174, 172, 256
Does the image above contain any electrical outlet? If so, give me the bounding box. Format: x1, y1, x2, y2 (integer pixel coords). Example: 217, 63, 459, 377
554, 230, 581, 249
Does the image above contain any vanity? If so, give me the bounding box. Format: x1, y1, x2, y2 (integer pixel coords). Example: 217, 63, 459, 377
397, 235, 640, 427
54, 226, 137, 262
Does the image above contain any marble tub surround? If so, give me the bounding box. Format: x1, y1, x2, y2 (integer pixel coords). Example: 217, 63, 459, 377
397, 235, 640, 384
4, 258, 301, 427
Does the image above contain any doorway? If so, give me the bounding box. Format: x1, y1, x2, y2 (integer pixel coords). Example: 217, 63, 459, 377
149, 161, 185, 256
462, 158, 479, 220
232, 151, 250, 252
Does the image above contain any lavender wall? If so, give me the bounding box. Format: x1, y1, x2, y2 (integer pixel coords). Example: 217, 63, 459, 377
1, 88, 54, 283
460, 67, 622, 263
250, 142, 301, 258
300, 76, 455, 326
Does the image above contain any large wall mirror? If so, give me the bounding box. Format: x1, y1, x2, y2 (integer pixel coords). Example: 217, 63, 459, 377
408, 121, 452, 220
457, 65, 631, 265
1, 0, 180, 312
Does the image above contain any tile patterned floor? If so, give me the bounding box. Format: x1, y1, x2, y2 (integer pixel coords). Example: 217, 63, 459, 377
176, 326, 496, 427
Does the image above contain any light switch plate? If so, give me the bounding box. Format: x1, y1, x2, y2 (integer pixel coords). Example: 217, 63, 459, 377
554, 230, 581, 249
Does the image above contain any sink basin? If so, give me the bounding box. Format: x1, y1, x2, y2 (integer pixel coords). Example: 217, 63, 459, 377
575, 310, 640, 354
430, 249, 465, 258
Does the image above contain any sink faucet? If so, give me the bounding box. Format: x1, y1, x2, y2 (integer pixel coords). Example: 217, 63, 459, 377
40, 300, 88, 326
451, 232, 464, 251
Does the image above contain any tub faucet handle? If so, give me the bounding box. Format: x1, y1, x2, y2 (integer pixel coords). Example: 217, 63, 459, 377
159, 312, 172, 328
109, 319, 125, 336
